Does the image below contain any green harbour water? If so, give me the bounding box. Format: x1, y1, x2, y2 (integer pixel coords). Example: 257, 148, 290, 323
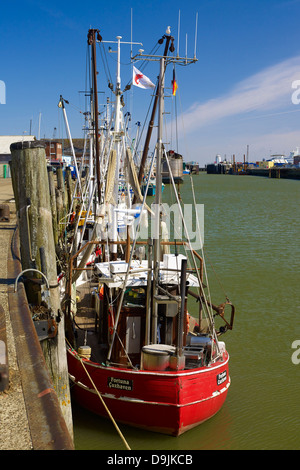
72, 173, 300, 450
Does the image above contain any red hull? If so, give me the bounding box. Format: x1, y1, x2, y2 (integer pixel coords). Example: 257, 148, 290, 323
67, 349, 230, 436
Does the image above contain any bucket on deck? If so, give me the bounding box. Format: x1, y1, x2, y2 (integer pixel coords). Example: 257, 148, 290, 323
142, 344, 176, 371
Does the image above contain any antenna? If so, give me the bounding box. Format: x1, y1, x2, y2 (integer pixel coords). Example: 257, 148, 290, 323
185, 33, 188, 64
131, 25, 197, 66
177, 10, 181, 57
131, 8, 133, 59
194, 12, 198, 59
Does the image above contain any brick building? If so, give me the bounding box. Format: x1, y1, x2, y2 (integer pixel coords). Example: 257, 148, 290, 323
44, 140, 63, 161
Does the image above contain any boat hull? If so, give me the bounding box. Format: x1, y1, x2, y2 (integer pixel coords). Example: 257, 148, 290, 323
67, 349, 230, 436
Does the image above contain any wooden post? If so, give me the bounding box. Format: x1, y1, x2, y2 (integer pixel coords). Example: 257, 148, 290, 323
55, 186, 64, 238
10, 141, 73, 440
47, 166, 58, 247
55, 166, 67, 237
65, 167, 73, 212
56, 166, 67, 212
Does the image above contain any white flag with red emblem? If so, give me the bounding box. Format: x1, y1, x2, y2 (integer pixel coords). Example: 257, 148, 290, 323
133, 66, 155, 89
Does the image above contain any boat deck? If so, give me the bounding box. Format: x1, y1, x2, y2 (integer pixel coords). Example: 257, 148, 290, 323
74, 279, 107, 364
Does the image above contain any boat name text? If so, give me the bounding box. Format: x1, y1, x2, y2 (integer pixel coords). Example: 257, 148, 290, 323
107, 376, 133, 391
217, 370, 227, 385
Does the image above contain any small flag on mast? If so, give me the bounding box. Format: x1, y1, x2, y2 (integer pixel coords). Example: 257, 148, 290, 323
172, 69, 178, 96
133, 66, 155, 89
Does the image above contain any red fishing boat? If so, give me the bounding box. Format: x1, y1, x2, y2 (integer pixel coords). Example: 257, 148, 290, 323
67, 346, 230, 436
63, 26, 235, 437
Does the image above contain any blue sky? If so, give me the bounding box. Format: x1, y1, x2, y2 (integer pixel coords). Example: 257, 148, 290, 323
1, 0, 300, 164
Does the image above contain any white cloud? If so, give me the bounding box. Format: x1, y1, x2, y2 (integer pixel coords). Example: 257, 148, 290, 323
178, 55, 300, 133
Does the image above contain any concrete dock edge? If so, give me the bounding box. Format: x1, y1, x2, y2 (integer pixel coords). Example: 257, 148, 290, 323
0, 178, 74, 450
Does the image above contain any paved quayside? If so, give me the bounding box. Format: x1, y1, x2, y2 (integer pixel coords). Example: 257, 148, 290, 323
0, 178, 32, 450
0, 176, 74, 450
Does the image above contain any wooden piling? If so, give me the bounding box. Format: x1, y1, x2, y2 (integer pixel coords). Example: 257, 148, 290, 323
65, 167, 73, 212
10, 141, 73, 440
47, 166, 58, 247
55, 186, 64, 238
56, 166, 67, 211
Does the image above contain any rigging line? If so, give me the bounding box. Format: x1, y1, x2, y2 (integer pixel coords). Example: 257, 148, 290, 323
64, 99, 85, 115
98, 41, 113, 85
163, 171, 205, 308
85, 43, 91, 112
114, 330, 136, 369
162, 114, 181, 260
131, 42, 161, 73
108, 55, 134, 66
85, 44, 92, 125
129, 79, 158, 166
107, 150, 156, 362
161, 202, 190, 283
188, 173, 213, 309
174, 82, 227, 306
96, 42, 110, 86
69, 173, 91, 254
136, 43, 161, 71
163, 149, 216, 341
65, 338, 131, 451
122, 42, 161, 90
173, 65, 179, 153
175, 80, 192, 168
104, 288, 136, 369
188, 169, 230, 306
167, 93, 214, 331
202, 246, 230, 300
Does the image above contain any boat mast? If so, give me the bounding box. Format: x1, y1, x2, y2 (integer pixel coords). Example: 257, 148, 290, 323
111, 36, 122, 260
133, 33, 172, 203
131, 26, 197, 345
151, 56, 165, 343
100, 35, 143, 260
88, 28, 102, 204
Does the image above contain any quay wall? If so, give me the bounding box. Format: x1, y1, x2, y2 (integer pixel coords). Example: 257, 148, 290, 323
0, 177, 74, 450
246, 167, 300, 179
206, 165, 300, 179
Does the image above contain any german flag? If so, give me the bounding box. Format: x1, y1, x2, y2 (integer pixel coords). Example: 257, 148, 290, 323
172, 69, 178, 96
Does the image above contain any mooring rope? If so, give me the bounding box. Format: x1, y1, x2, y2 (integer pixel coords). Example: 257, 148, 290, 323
65, 338, 131, 450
